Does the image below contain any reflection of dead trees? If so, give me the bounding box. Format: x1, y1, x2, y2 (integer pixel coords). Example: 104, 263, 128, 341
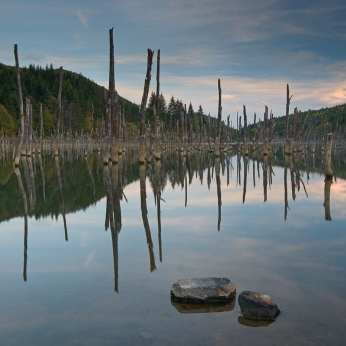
154, 160, 163, 262
14, 166, 28, 282
55, 156, 68, 241
263, 156, 268, 202
103, 163, 122, 292
215, 157, 222, 231
324, 177, 333, 221
85, 156, 96, 200
243, 155, 248, 204
14, 166, 28, 281
284, 158, 289, 221
38, 154, 45, 201
323, 133, 335, 221
284, 154, 308, 220
140, 163, 156, 271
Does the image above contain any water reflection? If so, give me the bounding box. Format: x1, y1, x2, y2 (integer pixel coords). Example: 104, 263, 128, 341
139, 162, 156, 272
14, 165, 28, 282
171, 297, 235, 314
4, 146, 345, 286
238, 317, 274, 328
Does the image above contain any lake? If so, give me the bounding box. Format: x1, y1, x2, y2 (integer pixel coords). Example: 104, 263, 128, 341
0, 146, 345, 345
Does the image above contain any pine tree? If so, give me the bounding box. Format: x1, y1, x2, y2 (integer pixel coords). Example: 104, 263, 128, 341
167, 96, 176, 128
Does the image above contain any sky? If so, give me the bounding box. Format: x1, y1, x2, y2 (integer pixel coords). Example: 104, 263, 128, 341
1, 0, 346, 124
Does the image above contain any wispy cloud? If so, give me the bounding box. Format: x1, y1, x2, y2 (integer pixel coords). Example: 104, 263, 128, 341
77, 9, 88, 28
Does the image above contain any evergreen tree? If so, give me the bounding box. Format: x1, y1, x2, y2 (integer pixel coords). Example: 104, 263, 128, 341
167, 96, 176, 128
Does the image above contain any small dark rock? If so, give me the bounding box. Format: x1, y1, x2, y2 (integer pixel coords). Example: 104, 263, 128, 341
171, 296, 235, 314
238, 290, 280, 320
171, 277, 236, 303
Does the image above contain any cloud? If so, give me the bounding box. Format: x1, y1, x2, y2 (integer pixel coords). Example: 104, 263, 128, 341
85, 250, 95, 268
77, 9, 88, 28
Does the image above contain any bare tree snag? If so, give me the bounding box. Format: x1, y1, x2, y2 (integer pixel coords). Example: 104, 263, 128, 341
154, 49, 161, 160
243, 105, 248, 155
14, 44, 24, 166
39, 103, 43, 153
55, 66, 63, 156
324, 133, 334, 177
285, 84, 293, 155
139, 49, 154, 164
214, 79, 222, 157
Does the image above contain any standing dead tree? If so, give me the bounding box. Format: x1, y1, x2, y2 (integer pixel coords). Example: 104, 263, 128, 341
324, 133, 334, 178
139, 49, 154, 164
154, 49, 162, 160
214, 79, 222, 157
14, 44, 24, 167
263, 106, 276, 155
243, 105, 248, 155
285, 85, 309, 155
55, 67, 63, 156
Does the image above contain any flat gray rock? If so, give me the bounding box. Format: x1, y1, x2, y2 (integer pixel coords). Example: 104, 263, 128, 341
238, 290, 280, 320
171, 277, 236, 303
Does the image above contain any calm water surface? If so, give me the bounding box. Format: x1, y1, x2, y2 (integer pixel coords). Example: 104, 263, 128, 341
0, 148, 345, 345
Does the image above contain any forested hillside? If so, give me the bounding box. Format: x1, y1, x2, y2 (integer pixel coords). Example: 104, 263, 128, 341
1, 62, 345, 139
0, 63, 139, 135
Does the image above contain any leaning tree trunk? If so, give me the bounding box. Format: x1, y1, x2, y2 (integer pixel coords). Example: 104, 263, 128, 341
214, 79, 222, 157
14, 44, 24, 167
139, 49, 154, 164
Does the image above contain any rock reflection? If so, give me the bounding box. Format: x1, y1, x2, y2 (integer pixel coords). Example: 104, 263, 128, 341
238, 317, 274, 327
171, 297, 235, 314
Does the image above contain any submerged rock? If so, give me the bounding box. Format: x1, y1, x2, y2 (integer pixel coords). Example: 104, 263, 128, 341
171, 296, 235, 314
238, 291, 280, 320
171, 277, 236, 303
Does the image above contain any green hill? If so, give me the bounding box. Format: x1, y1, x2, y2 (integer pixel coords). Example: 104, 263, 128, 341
0, 62, 140, 135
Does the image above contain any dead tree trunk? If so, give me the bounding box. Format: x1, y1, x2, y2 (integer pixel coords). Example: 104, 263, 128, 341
214, 79, 222, 157
285, 84, 293, 155
39, 103, 43, 154
55, 67, 63, 156
14, 44, 24, 167
139, 49, 154, 164
243, 105, 248, 155
154, 49, 161, 160
324, 133, 334, 177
